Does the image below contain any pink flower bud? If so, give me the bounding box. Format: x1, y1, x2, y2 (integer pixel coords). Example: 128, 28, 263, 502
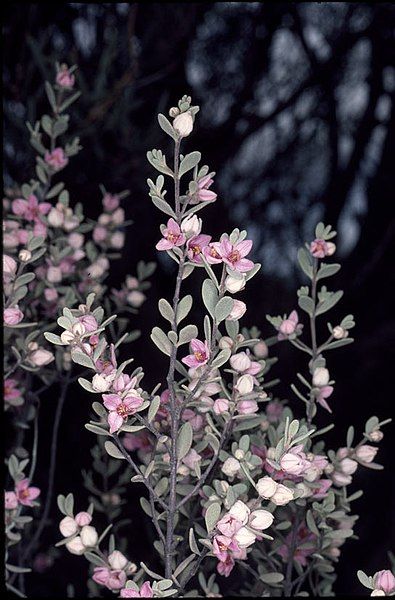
127, 291, 146, 308
3, 255, 17, 280
230, 352, 251, 372
110, 231, 125, 249
368, 430, 383, 442
56, 65, 75, 89
5, 491, 18, 510
213, 398, 229, 415
280, 453, 306, 476
256, 476, 278, 499
93, 226, 108, 243
4, 306, 24, 325
66, 536, 85, 555
108, 550, 128, 570
253, 341, 268, 359
29, 348, 55, 367
271, 484, 294, 506
229, 500, 250, 525
227, 299, 247, 321
112, 208, 125, 225
235, 374, 254, 395
310, 239, 328, 258
237, 399, 258, 414
68, 232, 84, 249
47, 266, 62, 283
103, 193, 120, 211
44, 288, 58, 302
339, 458, 358, 475
373, 570, 395, 594
75, 511, 92, 527
312, 367, 330, 387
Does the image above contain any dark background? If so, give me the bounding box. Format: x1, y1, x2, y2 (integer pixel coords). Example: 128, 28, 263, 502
3, 2, 395, 597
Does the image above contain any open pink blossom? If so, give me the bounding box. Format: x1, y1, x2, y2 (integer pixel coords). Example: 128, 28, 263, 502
217, 554, 235, 577
4, 379, 22, 405
216, 514, 243, 538
316, 385, 333, 413
197, 174, 217, 202
15, 478, 40, 506
78, 315, 98, 332
120, 582, 154, 597
93, 567, 126, 590
218, 238, 254, 272
45, 147, 69, 171
12, 194, 51, 222
103, 193, 120, 211
5, 491, 18, 510
156, 218, 185, 250
182, 338, 210, 368
102, 393, 144, 433
203, 241, 223, 264
187, 234, 211, 263
312, 479, 332, 499
4, 306, 24, 325
213, 535, 240, 562
310, 239, 328, 258
373, 570, 395, 595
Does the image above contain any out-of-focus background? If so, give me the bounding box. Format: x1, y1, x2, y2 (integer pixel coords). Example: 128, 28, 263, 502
3, 2, 395, 597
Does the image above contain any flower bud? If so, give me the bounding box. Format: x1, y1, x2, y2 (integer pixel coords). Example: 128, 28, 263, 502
373, 570, 395, 594
332, 326, 348, 340
339, 458, 358, 475
75, 511, 92, 527
355, 445, 378, 463
221, 457, 240, 478
218, 336, 234, 350
47, 208, 64, 228
61, 330, 75, 344
29, 348, 54, 367
18, 249, 31, 262
47, 266, 62, 283
271, 484, 294, 506
237, 400, 258, 414
80, 525, 98, 547
227, 300, 247, 321
331, 471, 352, 486
92, 374, 112, 393
326, 242, 336, 256
256, 476, 278, 499
59, 516, 78, 537
229, 500, 250, 525
66, 536, 85, 555
234, 526, 256, 548
213, 398, 229, 415
169, 107, 180, 118
127, 291, 146, 308
235, 374, 254, 395
280, 453, 305, 475
249, 509, 274, 531
230, 352, 251, 372
253, 341, 268, 359
295, 482, 313, 498
371, 590, 385, 597
3, 255, 17, 278
234, 449, 244, 461
225, 274, 246, 293
181, 215, 202, 238
368, 430, 383, 442
108, 550, 128, 570
312, 367, 330, 387
173, 111, 193, 137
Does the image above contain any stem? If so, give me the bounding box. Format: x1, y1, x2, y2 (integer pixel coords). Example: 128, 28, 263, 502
307, 260, 318, 424
283, 512, 300, 597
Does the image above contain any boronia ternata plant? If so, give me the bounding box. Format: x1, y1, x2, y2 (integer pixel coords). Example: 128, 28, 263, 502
4, 64, 393, 598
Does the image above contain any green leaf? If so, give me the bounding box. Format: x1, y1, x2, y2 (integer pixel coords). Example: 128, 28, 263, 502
189, 528, 201, 555
176, 295, 193, 324
259, 572, 284, 584
297, 247, 313, 279
104, 441, 125, 460
179, 151, 201, 178
148, 395, 161, 423
158, 114, 177, 141
323, 338, 354, 351
211, 348, 231, 369
158, 298, 174, 323
151, 196, 176, 218
298, 295, 315, 316
78, 378, 96, 393
214, 297, 234, 323
177, 422, 193, 459
85, 423, 109, 436
306, 509, 320, 536
346, 426, 354, 448
202, 279, 218, 317
44, 332, 65, 345
317, 263, 341, 280
357, 570, 372, 590
204, 502, 221, 533
71, 351, 95, 369
151, 327, 172, 356
316, 291, 343, 315
178, 324, 198, 346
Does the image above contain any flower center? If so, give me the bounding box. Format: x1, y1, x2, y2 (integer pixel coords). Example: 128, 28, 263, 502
194, 351, 206, 362
209, 247, 221, 259
228, 250, 240, 264
116, 403, 130, 419
167, 232, 179, 243
20, 489, 30, 499
191, 244, 201, 256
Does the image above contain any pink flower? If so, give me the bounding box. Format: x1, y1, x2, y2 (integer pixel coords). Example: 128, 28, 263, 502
213, 398, 229, 415
266, 401, 284, 423
5, 491, 18, 510
213, 535, 240, 562
203, 242, 223, 264
78, 315, 98, 333
196, 174, 217, 203
45, 148, 69, 171
4, 379, 21, 405
4, 306, 24, 325
216, 514, 243, 538
312, 479, 332, 499
187, 234, 212, 263
278, 310, 300, 340
29, 348, 54, 367
156, 218, 185, 250
120, 582, 154, 597
12, 194, 51, 222
316, 385, 333, 413
182, 449, 201, 470
56, 65, 75, 88
374, 570, 395, 594
93, 226, 108, 243
102, 393, 144, 433
93, 567, 127, 590
3, 255, 17, 282
15, 478, 40, 506
217, 554, 235, 577
310, 239, 328, 258
103, 193, 120, 211
237, 399, 259, 414
92, 567, 110, 587
277, 523, 317, 566
218, 238, 254, 272
44, 288, 58, 302
182, 338, 210, 368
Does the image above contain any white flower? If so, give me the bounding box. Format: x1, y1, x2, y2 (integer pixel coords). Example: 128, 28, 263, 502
221, 457, 240, 478
230, 352, 251, 372
66, 536, 85, 555
339, 458, 358, 475
312, 367, 330, 387
235, 374, 254, 395
47, 207, 64, 228
80, 525, 98, 547
355, 445, 378, 463
47, 266, 62, 283
256, 476, 278, 499
173, 111, 193, 137
225, 274, 246, 293
280, 453, 305, 475
127, 290, 146, 308
271, 484, 294, 506
249, 509, 274, 530
368, 430, 383, 442
229, 500, 250, 525
234, 526, 256, 548
92, 374, 112, 393
331, 471, 352, 486
59, 516, 78, 537
108, 550, 128, 570
18, 250, 32, 262
61, 330, 75, 345
181, 215, 201, 238
332, 326, 348, 339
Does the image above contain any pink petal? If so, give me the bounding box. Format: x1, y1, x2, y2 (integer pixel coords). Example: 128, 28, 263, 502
102, 394, 121, 410
235, 258, 254, 272
174, 234, 186, 246
27, 487, 40, 500
15, 478, 28, 493
190, 339, 205, 353
236, 239, 253, 257
167, 218, 180, 233
199, 189, 217, 202
289, 310, 299, 323
317, 397, 332, 413
219, 238, 232, 256
108, 412, 123, 433
156, 238, 173, 250
181, 354, 199, 368
124, 395, 143, 410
